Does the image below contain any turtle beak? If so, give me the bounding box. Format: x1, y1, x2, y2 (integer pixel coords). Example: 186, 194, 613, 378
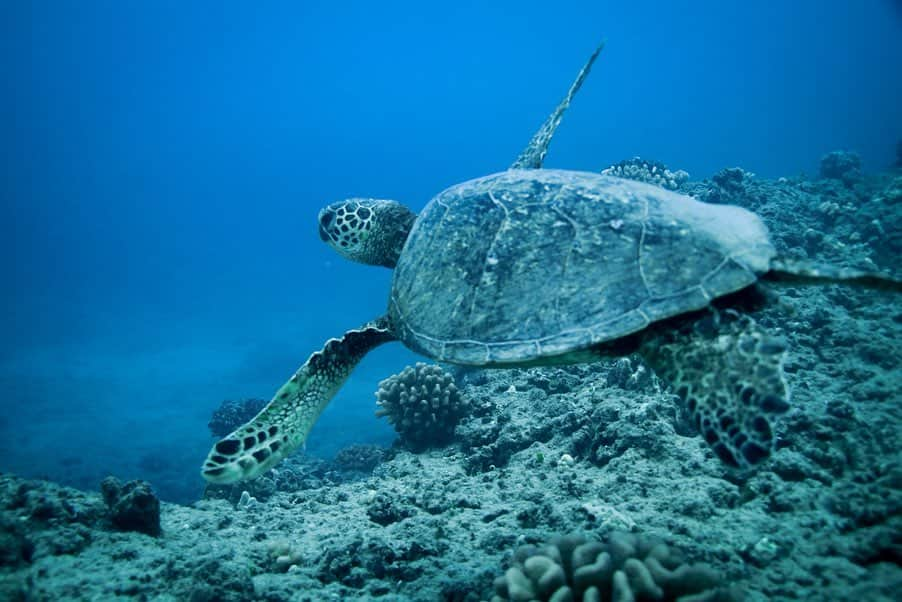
318, 209, 335, 242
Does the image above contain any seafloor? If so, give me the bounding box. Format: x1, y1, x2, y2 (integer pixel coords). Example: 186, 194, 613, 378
1, 157, 900, 601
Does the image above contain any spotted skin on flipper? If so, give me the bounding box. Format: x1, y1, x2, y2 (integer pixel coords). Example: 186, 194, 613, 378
640, 310, 789, 470
202, 319, 395, 484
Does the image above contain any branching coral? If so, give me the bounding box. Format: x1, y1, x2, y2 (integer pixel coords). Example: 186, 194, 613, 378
601, 157, 689, 191
375, 363, 469, 451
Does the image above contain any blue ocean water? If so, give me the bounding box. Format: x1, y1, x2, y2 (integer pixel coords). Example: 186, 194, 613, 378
2, 1, 900, 502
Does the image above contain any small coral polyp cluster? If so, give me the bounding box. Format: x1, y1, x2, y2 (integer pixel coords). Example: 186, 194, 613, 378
375, 363, 468, 451
601, 157, 689, 191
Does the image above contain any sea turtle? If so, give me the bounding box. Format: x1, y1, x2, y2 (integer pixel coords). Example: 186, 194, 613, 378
202, 43, 899, 484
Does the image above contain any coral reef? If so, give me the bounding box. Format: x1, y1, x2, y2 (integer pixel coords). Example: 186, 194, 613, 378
1, 164, 899, 601
0, 510, 34, 568
203, 454, 328, 504
375, 362, 469, 451
333, 444, 388, 473
820, 150, 862, 183
208, 398, 267, 438
605, 357, 657, 391
0, 475, 108, 598
491, 531, 738, 601
366, 491, 416, 526
601, 157, 689, 190
680, 167, 899, 272
687, 167, 756, 205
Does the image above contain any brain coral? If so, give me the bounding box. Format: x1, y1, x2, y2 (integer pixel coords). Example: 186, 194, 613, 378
491, 532, 739, 602
375, 363, 469, 451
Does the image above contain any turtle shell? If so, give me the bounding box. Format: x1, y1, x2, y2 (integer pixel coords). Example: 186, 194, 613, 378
389, 169, 776, 365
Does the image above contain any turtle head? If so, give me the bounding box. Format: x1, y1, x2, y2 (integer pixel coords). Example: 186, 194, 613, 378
318, 198, 416, 268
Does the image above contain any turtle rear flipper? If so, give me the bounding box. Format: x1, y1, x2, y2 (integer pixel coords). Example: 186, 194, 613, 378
640, 311, 790, 470
202, 318, 395, 484
767, 257, 902, 292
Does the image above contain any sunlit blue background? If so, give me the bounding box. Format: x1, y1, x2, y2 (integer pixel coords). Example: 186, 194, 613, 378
2, 0, 900, 501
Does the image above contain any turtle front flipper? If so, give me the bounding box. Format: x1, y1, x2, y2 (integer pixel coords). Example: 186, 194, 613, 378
639, 311, 790, 470
510, 41, 605, 169
202, 317, 396, 484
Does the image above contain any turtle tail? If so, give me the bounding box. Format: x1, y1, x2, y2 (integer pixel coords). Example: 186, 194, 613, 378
766, 257, 902, 292
201, 317, 396, 484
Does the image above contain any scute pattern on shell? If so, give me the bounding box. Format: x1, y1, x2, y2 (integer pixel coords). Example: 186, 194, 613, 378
390, 169, 776, 365
375, 363, 469, 451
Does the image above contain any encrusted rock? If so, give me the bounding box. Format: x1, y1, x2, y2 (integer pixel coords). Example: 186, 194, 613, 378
333, 444, 387, 473
367, 492, 415, 526
819, 150, 861, 183
100, 477, 161, 537
0, 511, 34, 567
